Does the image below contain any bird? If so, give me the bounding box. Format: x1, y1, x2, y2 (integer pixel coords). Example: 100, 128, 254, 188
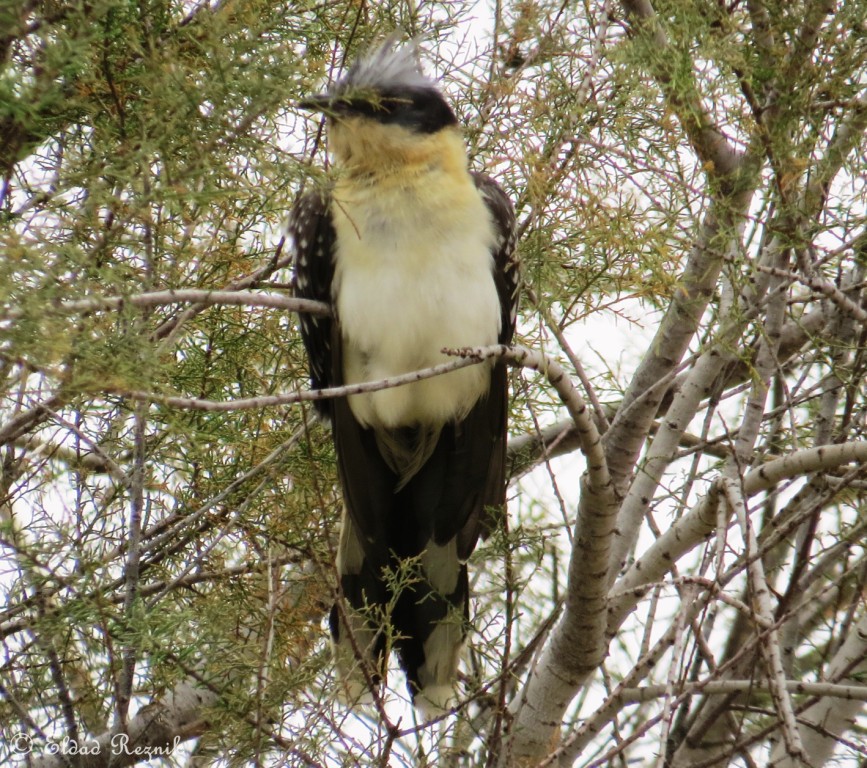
290, 38, 519, 713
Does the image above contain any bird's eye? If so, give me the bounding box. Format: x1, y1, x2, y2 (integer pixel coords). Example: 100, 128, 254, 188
326, 87, 455, 133
381, 96, 412, 113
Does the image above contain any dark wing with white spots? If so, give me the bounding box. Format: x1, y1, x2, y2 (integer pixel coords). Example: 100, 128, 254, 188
289, 189, 391, 696
472, 172, 519, 346
461, 170, 519, 547
289, 189, 337, 419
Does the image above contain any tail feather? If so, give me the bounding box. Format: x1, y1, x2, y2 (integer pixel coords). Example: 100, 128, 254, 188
330, 511, 388, 698
330, 508, 469, 708
393, 553, 469, 708
328, 389, 504, 708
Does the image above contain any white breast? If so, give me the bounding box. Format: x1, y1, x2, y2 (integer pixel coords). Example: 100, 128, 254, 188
333, 169, 500, 428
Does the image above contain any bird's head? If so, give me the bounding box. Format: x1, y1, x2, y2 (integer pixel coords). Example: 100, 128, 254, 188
299, 38, 462, 172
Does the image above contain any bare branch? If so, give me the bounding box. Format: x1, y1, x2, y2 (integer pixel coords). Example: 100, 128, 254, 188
1, 289, 329, 321
603, 197, 743, 489
722, 477, 807, 764
608, 441, 867, 634
769, 612, 867, 767
116, 405, 147, 727
117, 355, 483, 411
622, 680, 867, 704
757, 264, 867, 323
458, 347, 619, 763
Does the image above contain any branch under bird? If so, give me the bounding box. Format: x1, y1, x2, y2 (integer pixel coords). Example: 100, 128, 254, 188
290, 37, 519, 713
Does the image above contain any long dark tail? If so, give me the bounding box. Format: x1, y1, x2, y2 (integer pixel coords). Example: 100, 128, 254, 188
329, 506, 468, 712
328, 383, 505, 709
391, 538, 469, 712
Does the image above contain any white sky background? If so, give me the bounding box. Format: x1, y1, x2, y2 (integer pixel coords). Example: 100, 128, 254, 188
4, 2, 866, 765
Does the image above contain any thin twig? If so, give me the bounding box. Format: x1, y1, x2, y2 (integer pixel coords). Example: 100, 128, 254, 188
1, 289, 330, 321
116, 404, 147, 727
722, 477, 807, 764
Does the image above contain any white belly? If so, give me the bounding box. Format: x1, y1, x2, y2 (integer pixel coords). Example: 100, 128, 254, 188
333, 173, 500, 428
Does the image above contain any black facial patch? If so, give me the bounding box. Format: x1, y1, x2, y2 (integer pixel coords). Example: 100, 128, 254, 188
339, 86, 458, 134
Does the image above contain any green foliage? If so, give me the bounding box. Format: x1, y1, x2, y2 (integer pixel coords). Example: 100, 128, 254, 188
1, 0, 867, 766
